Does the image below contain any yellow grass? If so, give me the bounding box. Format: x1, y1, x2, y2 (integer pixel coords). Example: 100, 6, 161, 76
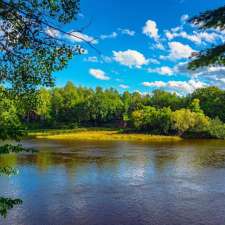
31, 130, 182, 142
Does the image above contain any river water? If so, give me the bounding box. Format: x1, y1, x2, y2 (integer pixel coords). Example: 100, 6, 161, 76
1, 139, 225, 225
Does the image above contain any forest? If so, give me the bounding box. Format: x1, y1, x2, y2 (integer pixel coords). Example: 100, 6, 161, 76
2, 82, 225, 139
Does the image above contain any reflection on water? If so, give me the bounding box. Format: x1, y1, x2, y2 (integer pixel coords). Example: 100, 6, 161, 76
1, 139, 225, 225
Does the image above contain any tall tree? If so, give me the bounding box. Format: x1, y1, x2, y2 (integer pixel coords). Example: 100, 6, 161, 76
0, 0, 82, 217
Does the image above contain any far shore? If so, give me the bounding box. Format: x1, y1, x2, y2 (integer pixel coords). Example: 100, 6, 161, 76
28, 128, 183, 142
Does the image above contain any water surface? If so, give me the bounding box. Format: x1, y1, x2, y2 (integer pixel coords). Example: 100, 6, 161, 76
1, 139, 225, 225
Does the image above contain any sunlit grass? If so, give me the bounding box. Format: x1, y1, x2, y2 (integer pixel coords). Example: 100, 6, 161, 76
29, 129, 182, 142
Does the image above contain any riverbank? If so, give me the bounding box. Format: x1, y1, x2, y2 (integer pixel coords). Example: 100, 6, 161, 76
28, 128, 182, 142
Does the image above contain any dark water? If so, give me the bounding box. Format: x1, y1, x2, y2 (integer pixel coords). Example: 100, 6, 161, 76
1, 139, 225, 225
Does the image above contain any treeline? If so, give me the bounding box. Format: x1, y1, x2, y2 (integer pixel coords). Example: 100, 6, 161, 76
2, 82, 225, 138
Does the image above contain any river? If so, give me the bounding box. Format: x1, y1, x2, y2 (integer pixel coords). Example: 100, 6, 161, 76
1, 139, 225, 225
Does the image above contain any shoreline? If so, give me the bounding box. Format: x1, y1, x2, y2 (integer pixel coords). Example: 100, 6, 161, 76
28, 129, 183, 142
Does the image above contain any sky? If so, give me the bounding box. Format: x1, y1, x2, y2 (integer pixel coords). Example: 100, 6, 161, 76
51, 0, 225, 95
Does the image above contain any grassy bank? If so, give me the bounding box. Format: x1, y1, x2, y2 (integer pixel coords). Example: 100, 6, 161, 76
29, 128, 182, 142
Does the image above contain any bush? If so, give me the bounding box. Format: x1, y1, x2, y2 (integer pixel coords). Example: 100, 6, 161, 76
206, 118, 225, 139
131, 106, 172, 134
171, 109, 210, 136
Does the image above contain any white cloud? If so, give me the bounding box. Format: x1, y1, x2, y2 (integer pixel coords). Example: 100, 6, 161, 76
142, 81, 166, 88
168, 80, 206, 93
165, 28, 224, 45
113, 49, 149, 68
89, 69, 110, 80
148, 58, 160, 64
142, 79, 206, 94
119, 84, 129, 89
119, 28, 135, 36
68, 31, 98, 44
148, 66, 173, 76
100, 32, 118, 40
174, 62, 225, 88
165, 41, 194, 60
142, 20, 159, 41
175, 62, 225, 77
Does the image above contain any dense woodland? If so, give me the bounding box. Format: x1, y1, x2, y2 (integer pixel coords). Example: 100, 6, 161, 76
2, 82, 225, 139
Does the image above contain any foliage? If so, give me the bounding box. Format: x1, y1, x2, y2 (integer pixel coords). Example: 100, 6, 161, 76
131, 106, 172, 134
188, 98, 204, 114
190, 87, 225, 121
171, 109, 210, 135
206, 118, 225, 139
0, 198, 23, 218
0, 0, 81, 92
0, 88, 24, 140
0, 0, 81, 218
150, 90, 184, 110
7, 82, 223, 139
189, 5, 225, 69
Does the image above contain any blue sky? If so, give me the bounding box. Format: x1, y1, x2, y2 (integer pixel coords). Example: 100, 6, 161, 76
51, 0, 225, 95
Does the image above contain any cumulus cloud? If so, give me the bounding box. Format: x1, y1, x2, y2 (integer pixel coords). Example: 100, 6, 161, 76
142, 81, 166, 88
142, 79, 206, 94
89, 69, 110, 80
143, 20, 159, 41
113, 49, 149, 68
174, 62, 225, 88
163, 41, 194, 60
67, 31, 98, 44
168, 80, 205, 93
165, 30, 222, 45
119, 84, 129, 89
175, 61, 225, 77
148, 66, 173, 76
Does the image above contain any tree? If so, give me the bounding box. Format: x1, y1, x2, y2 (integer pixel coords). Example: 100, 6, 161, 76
84, 88, 123, 126
131, 106, 172, 134
0, 0, 81, 217
171, 109, 209, 135
189, 5, 225, 69
150, 89, 183, 110
0, 87, 28, 217
188, 98, 203, 114
0, 0, 84, 92
36, 88, 52, 123
190, 87, 225, 121
171, 109, 197, 135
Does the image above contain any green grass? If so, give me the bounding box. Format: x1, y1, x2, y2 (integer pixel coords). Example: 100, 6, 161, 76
29, 128, 182, 142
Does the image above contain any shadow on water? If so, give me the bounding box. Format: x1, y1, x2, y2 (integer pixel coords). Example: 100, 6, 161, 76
1, 138, 225, 225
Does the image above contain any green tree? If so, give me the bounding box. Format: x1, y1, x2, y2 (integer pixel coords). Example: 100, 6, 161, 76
150, 89, 183, 110
190, 87, 225, 121
188, 98, 204, 114
0, 0, 81, 217
189, 5, 225, 69
171, 109, 209, 135
0, 0, 82, 92
36, 88, 52, 122
84, 88, 123, 126
131, 106, 172, 134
